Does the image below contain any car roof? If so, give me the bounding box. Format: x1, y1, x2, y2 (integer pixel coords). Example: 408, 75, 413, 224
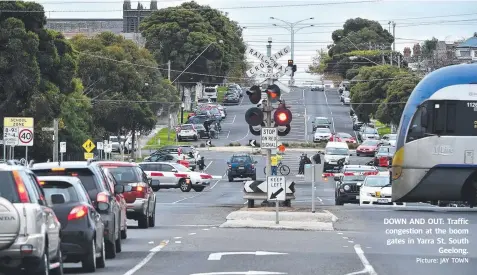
0, 163, 29, 171
326, 142, 348, 148
315, 116, 328, 119
95, 161, 137, 167
343, 165, 377, 170
30, 161, 91, 170
37, 175, 83, 184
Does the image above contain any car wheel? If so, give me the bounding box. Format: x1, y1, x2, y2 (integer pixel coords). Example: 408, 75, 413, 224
115, 232, 122, 253
105, 236, 117, 259
121, 224, 127, 239
148, 205, 155, 227
228, 176, 233, 182
138, 208, 149, 229
251, 174, 256, 180
192, 186, 205, 192
81, 239, 96, 272
34, 248, 50, 275
179, 179, 192, 192
335, 198, 344, 205
50, 248, 63, 275
194, 135, 198, 141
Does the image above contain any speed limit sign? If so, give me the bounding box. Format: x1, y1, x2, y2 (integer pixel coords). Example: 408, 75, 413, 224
18, 128, 34, 146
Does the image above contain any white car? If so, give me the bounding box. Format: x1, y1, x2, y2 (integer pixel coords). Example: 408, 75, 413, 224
314, 128, 332, 142
381, 134, 397, 146
359, 172, 405, 206
177, 124, 198, 141
139, 162, 211, 192
343, 97, 350, 105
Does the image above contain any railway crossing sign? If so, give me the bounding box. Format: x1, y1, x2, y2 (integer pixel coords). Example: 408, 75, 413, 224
82, 139, 95, 153
245, 46, 293, 78
260, 128, 277, 149
267, 176, 286, 201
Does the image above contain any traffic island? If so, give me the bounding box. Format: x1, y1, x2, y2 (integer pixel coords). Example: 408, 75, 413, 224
219, 209, 336, 231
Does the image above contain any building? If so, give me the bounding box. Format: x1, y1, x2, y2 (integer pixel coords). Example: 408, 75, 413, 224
45, 0, 157, 44
455, 37, 477, 62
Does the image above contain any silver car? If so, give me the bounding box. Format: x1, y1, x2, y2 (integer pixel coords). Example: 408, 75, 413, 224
177, 124, 198, 141
0, 164, 62, 274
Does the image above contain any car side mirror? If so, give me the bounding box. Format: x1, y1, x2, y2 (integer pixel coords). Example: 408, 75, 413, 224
254, 161, 258, 164
334, 176, 340, 181
147, 178, 153, 186
97, 202, 110, 211
357, 182, 363, 187
114, 184, 125, 194
171, 168, 177, 172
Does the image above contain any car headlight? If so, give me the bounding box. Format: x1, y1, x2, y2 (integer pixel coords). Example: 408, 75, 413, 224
343, 185, 350, 191
367, 192, 375, 196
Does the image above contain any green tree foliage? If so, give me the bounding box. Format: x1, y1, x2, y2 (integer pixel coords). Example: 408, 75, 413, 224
375, 74, 421, 125
0, 1, 92, 161
70, 32, 179, 154
420, 37, 438, 58
140, 1, 246, 85
350, 65, 412, 122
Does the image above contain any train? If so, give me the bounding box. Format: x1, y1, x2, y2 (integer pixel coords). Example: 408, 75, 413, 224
391, 63, 477, 206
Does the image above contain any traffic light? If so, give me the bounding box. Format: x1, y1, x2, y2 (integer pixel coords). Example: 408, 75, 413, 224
246, 85, 262, 104
266, 84, 281, 103
273, 103, 292, 126
249, 122, 265, 136
245, 107, 264, 126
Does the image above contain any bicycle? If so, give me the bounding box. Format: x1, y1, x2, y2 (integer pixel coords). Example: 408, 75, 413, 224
263, 161, 290, 176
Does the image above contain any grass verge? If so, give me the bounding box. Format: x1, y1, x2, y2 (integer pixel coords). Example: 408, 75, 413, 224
375, 121, 391, 136
144, 128, 190, 149
217, 86, 227, 103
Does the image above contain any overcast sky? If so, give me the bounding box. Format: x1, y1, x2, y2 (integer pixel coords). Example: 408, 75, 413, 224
34, 0, 477, 82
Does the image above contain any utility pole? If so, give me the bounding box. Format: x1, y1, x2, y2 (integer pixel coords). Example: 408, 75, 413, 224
167, 60, 171, 80
53, 119, 59, 162
390, 21, 396, 66
265, 37, 272, 180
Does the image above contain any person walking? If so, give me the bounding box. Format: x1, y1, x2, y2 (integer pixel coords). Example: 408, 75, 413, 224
198, 156, 206, 172
298, 153, 305, 175
313, 152, 321, 164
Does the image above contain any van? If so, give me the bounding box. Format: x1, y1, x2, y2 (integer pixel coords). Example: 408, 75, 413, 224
324, 142, 351, 171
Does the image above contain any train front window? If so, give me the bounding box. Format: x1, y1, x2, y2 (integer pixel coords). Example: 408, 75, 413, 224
406, 107, 426, 143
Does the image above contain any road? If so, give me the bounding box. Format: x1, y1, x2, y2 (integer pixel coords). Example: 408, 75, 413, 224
67, 148, 477, 275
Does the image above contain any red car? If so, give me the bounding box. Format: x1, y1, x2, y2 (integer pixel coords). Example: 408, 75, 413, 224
356, 139, 383, 156
102, 168, 128, 239
96, 161, 157, 229
334, 132, 357, 143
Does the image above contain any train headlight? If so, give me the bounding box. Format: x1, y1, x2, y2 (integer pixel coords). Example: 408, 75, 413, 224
392, 147, 404, 180
343, 185, 350, 191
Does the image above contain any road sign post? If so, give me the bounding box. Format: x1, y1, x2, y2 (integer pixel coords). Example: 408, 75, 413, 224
60, 142, 66, 162
97, 142, 104, 160
267, 176, 286, 224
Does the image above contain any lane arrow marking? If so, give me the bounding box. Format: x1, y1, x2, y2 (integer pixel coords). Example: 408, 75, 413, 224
270, 188, 284, 200
191, 271, 287, 275
208, 251, 288, 261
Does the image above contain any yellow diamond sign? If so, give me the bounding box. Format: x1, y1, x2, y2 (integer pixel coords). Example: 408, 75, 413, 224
82, 139, 95, 153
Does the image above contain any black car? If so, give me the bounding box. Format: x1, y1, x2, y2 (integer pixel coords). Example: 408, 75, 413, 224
194, 123, 210, 139
227, 154, 257, 182
30, 161, 123, 259
39, 176, 116, 271
334, 165, 378, 205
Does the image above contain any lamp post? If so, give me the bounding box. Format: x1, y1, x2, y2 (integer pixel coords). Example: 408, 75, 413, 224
174, 40, 224, 124
270, 17, 314, 85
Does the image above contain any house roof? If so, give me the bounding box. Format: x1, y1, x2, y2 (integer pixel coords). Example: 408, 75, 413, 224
457, 37, 477, 48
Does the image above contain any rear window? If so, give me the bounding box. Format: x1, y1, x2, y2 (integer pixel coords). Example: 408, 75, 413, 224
108, 166, 141, 184
231, 156, 251, 163
42, 181, 80, 204
0, 171, 19, 203
181, 125, 193, 130
316, 119, 329, 124
139, 163, 161, 171
32, 168, 99, 199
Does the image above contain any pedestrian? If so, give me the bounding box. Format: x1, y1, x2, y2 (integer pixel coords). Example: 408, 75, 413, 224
304, 154, 312, 165
298, 154, 305, 174
270, 153, 282, 175
313, 152, 321, 164
198, 156, 205, 171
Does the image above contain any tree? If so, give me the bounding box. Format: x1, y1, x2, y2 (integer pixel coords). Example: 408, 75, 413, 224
0, 1, 92, 161
350, 65, 409, 122
421, 37, 438, 59
140, 1, 246, 86
71, 32, 179, 157
375, 74, 420, 126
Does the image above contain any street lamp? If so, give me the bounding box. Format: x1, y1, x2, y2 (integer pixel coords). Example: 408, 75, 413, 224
270, 17, 314, 85
174, 39, 224, 124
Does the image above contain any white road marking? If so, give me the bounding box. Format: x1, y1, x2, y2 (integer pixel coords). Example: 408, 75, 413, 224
174, 237, 182, 239
226, 130, 230, 139
352, 244, 378, 275
189, 232, 197, 235
122, 240, 169, 275
348, 240, 354, 243
205, 161, 214, 171
175, 241, 182, 244
202, 228, 210, 231
172, 195, 200, 204
230, 127, 250, 142
191, 272, 287, 275
337, 232, 343, 235
210, 180, 221, 189
342, 237, 349, 239
231, 115, 236, 124
208, 251, 288, 261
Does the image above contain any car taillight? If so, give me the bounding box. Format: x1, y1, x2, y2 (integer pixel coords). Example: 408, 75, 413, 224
343, 172, 355, 176
97, 192, 109, 203
12, 170, 30, 203
68, 205, 88, 221
200, 174, 212, 179
251, 164, 255, 169
174, 173, 188, 178
228, 164, 231, 168
364, 171, 379, 176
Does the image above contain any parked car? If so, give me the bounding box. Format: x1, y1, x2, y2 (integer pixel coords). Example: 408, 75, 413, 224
311, 84, 324, 91
338, 81, 350, 93
177, 124, 199, 141
194, 123, 211, 139
30, 161, 123, 259
96, 162, 157, 229
139, 162, 211, 192
38, 176, 110, 272
227, 154, 257, 182
0, 163, 63, 274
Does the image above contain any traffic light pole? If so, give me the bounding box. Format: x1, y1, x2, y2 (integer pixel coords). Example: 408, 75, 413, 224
265, 38, 273, 180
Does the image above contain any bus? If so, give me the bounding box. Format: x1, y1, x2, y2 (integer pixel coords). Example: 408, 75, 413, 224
392, 63, 477, 207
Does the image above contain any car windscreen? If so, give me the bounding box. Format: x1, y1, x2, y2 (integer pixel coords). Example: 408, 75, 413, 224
316, 119, 329, 124
364, 176, 389, 187
32, 168, 99, 199
338, 133, 352, 138
378, 147, 396, 154
362, 140, 379, 146
325, 148, 348, 155
194, 124, 205, 130
108, 166, 141, 184
364, 128, 378, 134
342, 175, 366, 182
387, 135, 397, 140
231, 156, 251, 163
205, 88, 216, 93
109, 137, 118, 142
198, 99, 209, 103
0, 171, 19, 203
42, 181, 80, 204
316, 128, 331, 133
172, 164, 191, 172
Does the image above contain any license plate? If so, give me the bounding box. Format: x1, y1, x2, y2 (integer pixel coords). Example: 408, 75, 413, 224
239, 166, 244, 169
377, 199, 388, 203
356, 196, 360, 199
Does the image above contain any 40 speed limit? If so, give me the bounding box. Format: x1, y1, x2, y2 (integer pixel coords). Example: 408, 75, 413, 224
18, 128, 34, 146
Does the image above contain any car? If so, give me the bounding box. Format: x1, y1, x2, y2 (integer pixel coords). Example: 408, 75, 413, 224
334, 132, 357, 144
227, 154, 257, 182
381, 134, 397, 146
340, 90, 350, 102
324, 142, 351, 172
359, 173, 404, 206
223, 93, 240, 105
0, 163, 63, 275
228, 84, 243, 97
30, 161, 123, 259
358, 127, 380, 141
352, 119, 364, 131
149, 146, 198, 170
177, 124, 198, 141
312, 117, 331, 131
338, 81, 350, 93
334, 165, 378, 205
373, 146, 396, 166
356, 139, 383, 156
139, 162, 211, 192
96, 161, 157, 229
193, 124, 211, 139
323, 80, 334, 89
311, 84, 324, 91
343, 97, 350, 105
38, 176, 109, 271
198, 98, 213, 104
313, 128, 332, 142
